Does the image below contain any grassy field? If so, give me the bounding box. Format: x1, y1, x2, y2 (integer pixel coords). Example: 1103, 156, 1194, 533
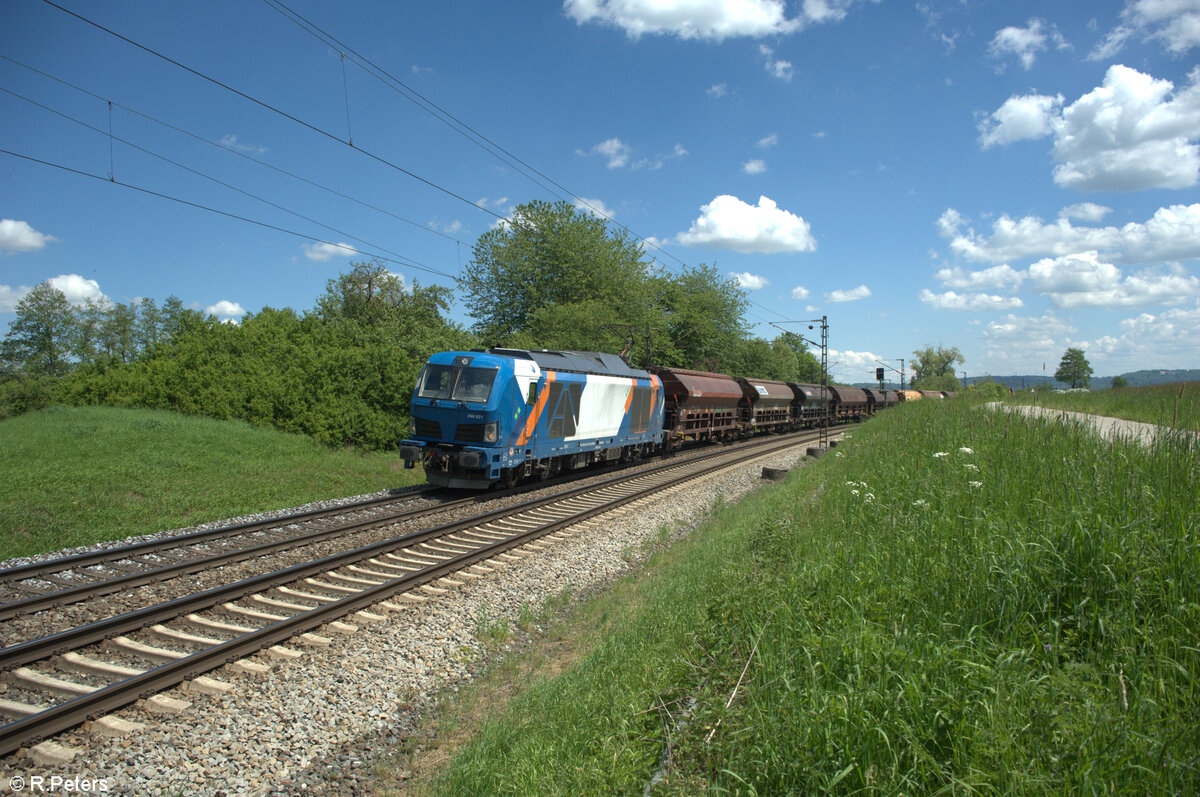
0, 405, 421, 561
1009, 381, 1200, 432
420, 397, 1200, 794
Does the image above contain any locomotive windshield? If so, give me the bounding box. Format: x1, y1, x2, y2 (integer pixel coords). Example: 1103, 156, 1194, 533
418, 364, 498, 403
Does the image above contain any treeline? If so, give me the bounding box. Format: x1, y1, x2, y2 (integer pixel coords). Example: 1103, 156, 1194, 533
460, 199, 821, 382
2, 200, 822, 450
1, 266, 471, 449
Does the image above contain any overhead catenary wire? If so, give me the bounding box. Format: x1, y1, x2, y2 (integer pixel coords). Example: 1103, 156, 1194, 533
258, 0, 710, 274
0, 84, 447, 276
22, 2, 816, 342
257, 4, 814, 328
0, 53, 468, 249
261, 0, 581, 208
0, 147, 457, 281
37, 0, 505, 223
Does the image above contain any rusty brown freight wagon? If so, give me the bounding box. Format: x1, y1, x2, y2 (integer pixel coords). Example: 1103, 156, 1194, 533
650, 367, 743, 449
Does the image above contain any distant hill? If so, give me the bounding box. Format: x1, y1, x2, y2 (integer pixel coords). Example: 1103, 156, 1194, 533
1102, 369, 1200, 388
969, 369, 1200, 391
852, 369, 1200, 392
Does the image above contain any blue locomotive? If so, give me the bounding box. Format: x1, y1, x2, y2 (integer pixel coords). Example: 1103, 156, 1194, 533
400, 348, 665, 488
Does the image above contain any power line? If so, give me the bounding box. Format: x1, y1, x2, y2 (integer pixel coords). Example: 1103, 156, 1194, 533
38, 0, 504, 222
258, 0, 708, 275
0, 147, 458, 280
1, 85, 451, 276
0, 53, 468, 249
26, 1, 812, 339
262, 0, 582, 207
261, 9, 802, 327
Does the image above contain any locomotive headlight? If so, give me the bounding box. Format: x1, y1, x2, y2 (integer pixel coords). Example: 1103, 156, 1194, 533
409, 420, 416, 435
484, 421, 498, 443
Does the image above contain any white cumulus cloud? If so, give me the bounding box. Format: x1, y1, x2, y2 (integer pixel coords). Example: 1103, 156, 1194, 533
583, 137, 633, 169
982, 311, 1075, 352
564, 0, 823, 41
730, 271, 769, 290
0, 219, 58, 255
1, 275, 106, 312
48, 274, 107, 306
935, 264, 1026, 291
206, 300, 247, 320
1090, 0, 1200, 59
575, 198, 616, 219
1111, 301, 1200, 363
742, 159, 767, 174
791, 285, 810, 299
978, 93, 1063, 148
677, 195, 816, 254
826, 284, 871, 302
919, 289, 1024, 311
303, 241, 359, 261
828, 349, 883, 382
1059, 202, 1112, 222
758, 44, 793, 80
1053, 65, 1200, 191
987, 18, 1068, 71
980, 65, 1200, 191
936, 203, 1200, 264
1027, 251, 1200, 307
0, 284, 32, 312
757, 133, 779, 148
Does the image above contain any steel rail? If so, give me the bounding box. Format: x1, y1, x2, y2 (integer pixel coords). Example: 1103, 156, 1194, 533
0, 489, 483, 621
0, 430, 821, 758
0, 486, 435, 585
0, 431, 816, 669
0, 427, 830, 621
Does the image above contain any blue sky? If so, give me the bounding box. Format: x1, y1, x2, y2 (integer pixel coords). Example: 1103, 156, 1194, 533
3, 0, 1198, 382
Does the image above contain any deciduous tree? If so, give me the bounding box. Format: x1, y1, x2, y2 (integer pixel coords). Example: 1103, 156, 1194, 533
911, 344, 964, 391
1055, 347, 1093, 389
1, 282, 74, 377
460, 200, 653, 345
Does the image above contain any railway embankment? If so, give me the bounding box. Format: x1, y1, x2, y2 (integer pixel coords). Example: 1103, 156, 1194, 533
412, 398, 1200, 794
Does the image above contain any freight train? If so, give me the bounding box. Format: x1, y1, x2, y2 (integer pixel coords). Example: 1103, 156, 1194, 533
399, 347, 893, 489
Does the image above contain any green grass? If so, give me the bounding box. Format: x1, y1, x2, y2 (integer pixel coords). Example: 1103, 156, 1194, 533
1008, 381, 1200, 432
0, 405, 421, 561
426, 398, 1200, 795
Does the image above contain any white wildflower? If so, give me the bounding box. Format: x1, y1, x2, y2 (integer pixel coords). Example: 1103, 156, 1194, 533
963, 463, 979, 472
912, 499, 927, 508
959, 447, 974, 455
851, 489, 860, 496
933, 451, 948, 458
864, 493, 875, 502
845, 481, 858, 487
835, 451, 844, 458
968, 480, 983, 488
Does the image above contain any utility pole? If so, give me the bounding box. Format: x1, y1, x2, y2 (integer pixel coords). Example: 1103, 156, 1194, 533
770, 315, 830, 450
875, 358, 906, 393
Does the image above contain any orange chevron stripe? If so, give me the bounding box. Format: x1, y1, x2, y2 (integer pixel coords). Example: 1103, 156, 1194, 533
516, 371, 555, 446
624, 378, 636, 413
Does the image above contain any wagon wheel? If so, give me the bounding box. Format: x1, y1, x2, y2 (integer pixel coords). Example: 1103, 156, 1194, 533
499, 467, 520, 489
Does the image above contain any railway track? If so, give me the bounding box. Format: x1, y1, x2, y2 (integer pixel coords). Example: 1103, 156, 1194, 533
0, 429, 827, 759
0, 485, 453, 621
0, 431, 817, 624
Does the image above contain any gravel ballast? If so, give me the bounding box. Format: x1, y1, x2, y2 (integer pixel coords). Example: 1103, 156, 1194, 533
0, 439, 834, 795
